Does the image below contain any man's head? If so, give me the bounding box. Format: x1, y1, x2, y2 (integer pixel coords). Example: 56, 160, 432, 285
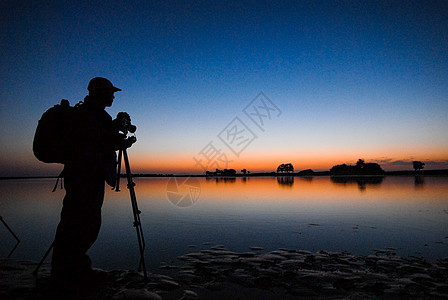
87, 77, 121, 108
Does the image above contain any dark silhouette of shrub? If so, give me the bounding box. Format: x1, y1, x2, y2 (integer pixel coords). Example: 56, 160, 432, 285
413, 161, 425, 171
206, 168, 236, 176
298, 169, 314, 175
330, 159, 385, 175
277, 163, 294, 173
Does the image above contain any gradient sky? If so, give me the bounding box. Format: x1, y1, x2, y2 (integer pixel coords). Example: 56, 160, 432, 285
1, 0, 447, 176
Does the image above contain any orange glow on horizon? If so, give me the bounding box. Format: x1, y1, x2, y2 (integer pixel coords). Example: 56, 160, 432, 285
127, 148, 448, 174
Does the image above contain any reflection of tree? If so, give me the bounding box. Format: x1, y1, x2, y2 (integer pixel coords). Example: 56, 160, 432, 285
414, 176, 425, 188
299, 176, 313, 182
277, 163, 294, 173
330, 176, 384, 191
277, 176, 294, 187
205, 177, 236, 183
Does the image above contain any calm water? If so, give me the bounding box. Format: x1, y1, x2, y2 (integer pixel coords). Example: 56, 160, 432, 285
1, 176, 447, 271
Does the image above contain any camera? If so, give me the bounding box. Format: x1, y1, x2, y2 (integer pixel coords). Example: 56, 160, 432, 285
114, 112, 137, 149
115, 112, 137, 135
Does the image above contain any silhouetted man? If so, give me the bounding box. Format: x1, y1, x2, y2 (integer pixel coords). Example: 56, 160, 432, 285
51, 77, 124, 282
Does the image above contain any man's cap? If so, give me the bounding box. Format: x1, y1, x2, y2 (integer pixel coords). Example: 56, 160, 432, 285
88, 77, 121, 92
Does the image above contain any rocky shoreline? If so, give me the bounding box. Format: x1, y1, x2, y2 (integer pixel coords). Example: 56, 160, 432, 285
1, 247, 448, 299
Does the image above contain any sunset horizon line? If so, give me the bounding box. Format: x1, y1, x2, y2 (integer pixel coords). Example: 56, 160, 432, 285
2, 155, 447, 178
3, 166, 447, 179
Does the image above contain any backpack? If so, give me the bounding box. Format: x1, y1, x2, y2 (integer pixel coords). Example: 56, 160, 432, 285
33, 99, 82, 164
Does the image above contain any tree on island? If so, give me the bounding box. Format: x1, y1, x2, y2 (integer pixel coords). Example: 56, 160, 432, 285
330, 159, 385, 175
206, 168, 237, 176
241, 169, 247, 175
356, 159, 365, 168
297, 169, 314, 175
277, 163, 294, 173
413, 161, 425, 171
223, 169, 236, 176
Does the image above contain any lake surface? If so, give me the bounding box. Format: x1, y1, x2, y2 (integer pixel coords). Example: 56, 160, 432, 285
1, 176, 447, 271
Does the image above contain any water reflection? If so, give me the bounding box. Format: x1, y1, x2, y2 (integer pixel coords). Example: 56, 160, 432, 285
206, 177, 236, 183
414, 176, 425, 189
277, 176, 294, 187
299, 177, 313, 182
1, 176, 448, 271
330, 176, 384, 191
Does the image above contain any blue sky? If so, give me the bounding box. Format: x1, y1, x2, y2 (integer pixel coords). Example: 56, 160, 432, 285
1, 0, 447, 176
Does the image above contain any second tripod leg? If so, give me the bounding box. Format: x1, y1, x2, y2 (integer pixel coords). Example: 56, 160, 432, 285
122, 149, 148, 282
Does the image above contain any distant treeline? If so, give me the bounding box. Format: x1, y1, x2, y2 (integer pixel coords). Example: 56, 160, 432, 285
2, 160, 446, 180
202, 159, 447, 177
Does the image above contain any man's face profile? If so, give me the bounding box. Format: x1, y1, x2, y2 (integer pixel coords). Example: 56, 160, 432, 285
104, 89, 115, 107
95, 89, 115, 108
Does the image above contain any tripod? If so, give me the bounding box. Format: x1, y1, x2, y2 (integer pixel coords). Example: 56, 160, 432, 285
1, 216, 20, 258
114, 147, 148, 282
34, 148, 148, 282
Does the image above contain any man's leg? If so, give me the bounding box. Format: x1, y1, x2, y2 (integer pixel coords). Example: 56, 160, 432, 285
51, 170, 105, 278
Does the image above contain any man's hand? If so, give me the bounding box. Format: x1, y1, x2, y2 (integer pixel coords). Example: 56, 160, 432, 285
120, 136, 137, 149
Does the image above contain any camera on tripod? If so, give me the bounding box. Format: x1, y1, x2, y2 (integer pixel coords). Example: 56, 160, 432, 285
114, 112, 137, 149
116, 112, 137, 134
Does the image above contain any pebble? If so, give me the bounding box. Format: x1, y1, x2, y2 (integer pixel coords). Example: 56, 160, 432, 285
159, 264, 179, 270
181, 289, 198, 299
158, 279, 180, 290
279, 259, 305, 268
249, 246, 264, 251
210, 245, 225, 250
208, 249, 238, 256
258, 253, 286, 261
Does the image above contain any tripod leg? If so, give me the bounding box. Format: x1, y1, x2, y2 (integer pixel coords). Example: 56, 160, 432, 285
7, 241, 20, 259
1, 216, 20, 243
1, 216, 20, 258
122, 149, 148, 282
33, 241, 54, 275
114, 149, 123, 191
